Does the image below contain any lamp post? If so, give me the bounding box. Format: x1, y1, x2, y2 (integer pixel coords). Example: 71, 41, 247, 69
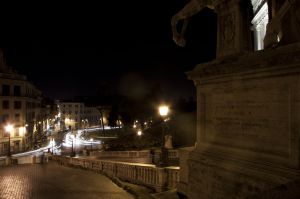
51, 138, 54, 155
82, 119, 87, 135
5, 124, 13, 157
158, 105, 169, 167
70, 134, 76, 157
90, 138, 93, 150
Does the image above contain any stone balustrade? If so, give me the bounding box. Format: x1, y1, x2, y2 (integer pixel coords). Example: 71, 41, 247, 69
52, 155, 180, 192
91, 149, 178, 158
0, 157, 6, 166
90, 149, 179, 165
0, 155, 47, 166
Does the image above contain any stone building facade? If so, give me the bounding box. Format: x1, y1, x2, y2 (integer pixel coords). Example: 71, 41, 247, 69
57, 102, 85, 130
57, 102, 108, 130
84, 106, 102, 127
0, 50, 43, 155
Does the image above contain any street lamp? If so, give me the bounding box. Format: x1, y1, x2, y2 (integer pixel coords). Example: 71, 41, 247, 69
70, 134, 76, 157
5, 124, 14, 157
158, 105, 169, 167
51, 138, 55, 155
137, 130, 142, 136
159, 106, 169, 117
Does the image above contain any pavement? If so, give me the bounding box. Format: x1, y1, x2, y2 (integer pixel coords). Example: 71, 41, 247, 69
0, 162, 134, 199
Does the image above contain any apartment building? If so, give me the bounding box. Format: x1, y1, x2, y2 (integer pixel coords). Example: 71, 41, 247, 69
0, 52, 43, 155
57, 101, 85, 130
57, 101, 110, 130
84, 106, 102, 127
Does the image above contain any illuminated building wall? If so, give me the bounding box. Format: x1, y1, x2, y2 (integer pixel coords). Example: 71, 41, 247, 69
0, 50, 43, 154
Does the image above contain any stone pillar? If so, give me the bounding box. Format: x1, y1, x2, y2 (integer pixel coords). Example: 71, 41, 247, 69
251, 1, 269, 51
216, 0, 252, 57
155, 168, 167, 192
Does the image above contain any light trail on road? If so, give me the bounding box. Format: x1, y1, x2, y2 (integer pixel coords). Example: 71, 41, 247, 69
62, 127, 102, 148
0, 126, 113, 159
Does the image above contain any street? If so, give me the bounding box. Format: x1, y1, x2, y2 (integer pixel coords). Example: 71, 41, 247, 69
0, 162, 133, 199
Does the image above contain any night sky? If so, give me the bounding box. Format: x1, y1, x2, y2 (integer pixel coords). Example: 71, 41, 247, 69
1, 1, 217, 100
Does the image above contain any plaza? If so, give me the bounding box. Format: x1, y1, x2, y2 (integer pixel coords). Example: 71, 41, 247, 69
0, 162, 133, 199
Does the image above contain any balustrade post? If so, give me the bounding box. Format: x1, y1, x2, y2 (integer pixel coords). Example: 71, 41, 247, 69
155, 168, 167, 192
113, 163, 117, 177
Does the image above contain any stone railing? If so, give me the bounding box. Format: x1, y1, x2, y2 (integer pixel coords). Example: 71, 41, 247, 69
0, 157, 6, 166
91, 150, 150, 158
90, 149, 179, 165
52, 155, 180, 192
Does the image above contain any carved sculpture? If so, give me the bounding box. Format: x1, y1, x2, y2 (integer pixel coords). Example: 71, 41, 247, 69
171, 0, 222, 47
172, 0, 300, 49
164, 135, 173, 149
264, 0, 300, 48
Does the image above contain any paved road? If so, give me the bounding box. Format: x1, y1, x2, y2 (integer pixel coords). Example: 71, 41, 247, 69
0, 162, 134, 199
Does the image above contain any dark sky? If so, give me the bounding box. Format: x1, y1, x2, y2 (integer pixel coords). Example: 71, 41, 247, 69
1, 1, 217, 100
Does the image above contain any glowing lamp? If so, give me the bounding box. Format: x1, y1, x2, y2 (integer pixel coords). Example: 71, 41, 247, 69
159, 105, 169, 117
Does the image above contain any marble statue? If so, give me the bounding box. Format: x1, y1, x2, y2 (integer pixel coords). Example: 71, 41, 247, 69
172, 0, 300, 50
164, 135, 173, 149
171, 0, 222, 47
264, 0, 300, 48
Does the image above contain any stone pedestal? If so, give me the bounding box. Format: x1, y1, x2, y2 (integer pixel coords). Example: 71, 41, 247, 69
186, 43, 300, 199
177, 147, 194, 196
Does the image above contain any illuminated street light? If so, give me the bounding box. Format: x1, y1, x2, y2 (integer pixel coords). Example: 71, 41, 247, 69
159, 105, 169, 117
158, 105, 170, 167
5, 124, 13, 133
5, 124, 14, 157
137, 130, 142, 136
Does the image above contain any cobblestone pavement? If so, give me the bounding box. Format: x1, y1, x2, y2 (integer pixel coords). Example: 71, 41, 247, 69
0, 162, 134, 199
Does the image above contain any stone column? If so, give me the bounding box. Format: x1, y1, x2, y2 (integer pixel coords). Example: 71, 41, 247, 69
251, 0, 269, 51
